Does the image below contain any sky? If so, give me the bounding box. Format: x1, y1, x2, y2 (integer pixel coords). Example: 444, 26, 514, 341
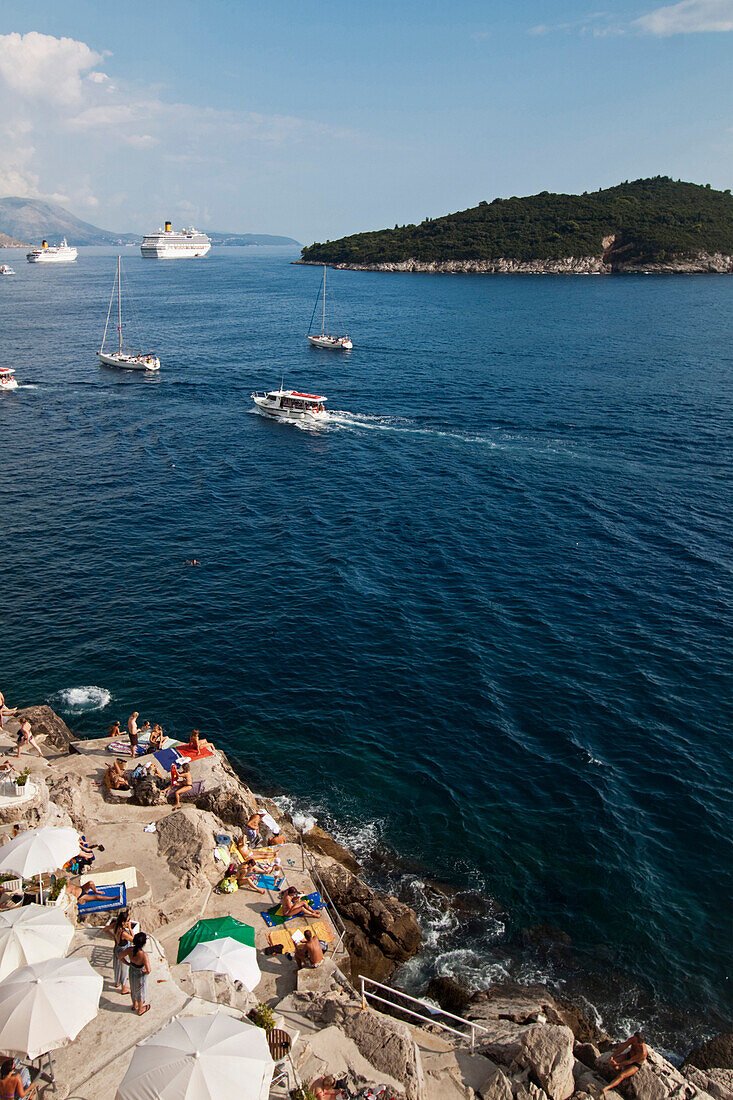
0, 0, 731, 243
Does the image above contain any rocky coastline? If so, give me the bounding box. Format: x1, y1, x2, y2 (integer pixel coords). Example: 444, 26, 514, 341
296, 252, 733, 275
1, 704, 730, 1100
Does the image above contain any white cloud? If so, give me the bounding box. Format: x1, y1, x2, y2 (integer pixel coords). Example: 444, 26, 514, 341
0, 31, 103, 107
634, 0, 733, 34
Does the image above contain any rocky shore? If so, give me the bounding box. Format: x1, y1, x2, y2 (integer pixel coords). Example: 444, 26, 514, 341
0, 705, 730, 1100
297, 252, 733, 275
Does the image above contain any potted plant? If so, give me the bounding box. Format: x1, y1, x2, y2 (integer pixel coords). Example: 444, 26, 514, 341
48, 876, 67, 907
247, 1003, 277, 1031
14, 769, 31, 796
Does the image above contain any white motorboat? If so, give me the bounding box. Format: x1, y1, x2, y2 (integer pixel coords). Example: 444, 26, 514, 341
26, 238, 77, 263
251, 387, 327, 421
0, 368, 18, 391
307, 266, 352, 350
0, 264, 15, 275
141, 221, 211, 258
98, 257, 160, 372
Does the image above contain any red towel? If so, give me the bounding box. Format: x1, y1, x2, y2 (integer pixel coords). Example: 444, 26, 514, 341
178, 744, 214, 760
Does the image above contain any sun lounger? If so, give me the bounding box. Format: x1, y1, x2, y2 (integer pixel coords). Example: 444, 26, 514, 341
266, 918, 334, 954
80, 866, 137, 890
262, 891, 323, 927
77, 883, 127, 914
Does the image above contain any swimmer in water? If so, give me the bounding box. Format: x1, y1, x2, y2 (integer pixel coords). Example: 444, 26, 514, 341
185, 559, 200, 566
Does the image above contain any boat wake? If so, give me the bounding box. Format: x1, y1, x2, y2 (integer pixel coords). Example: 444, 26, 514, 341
49, 685, 113, 714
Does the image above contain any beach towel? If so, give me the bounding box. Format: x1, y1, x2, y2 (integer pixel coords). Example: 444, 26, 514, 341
107, 740, 149, 757
77, 883, 127, 914
153, 747, 184, 772
261, 891, 323, 927
254, 873, 284, 891
178, 744, 214, 761
180, 780, 205, 800
266, 918, 334, 954
213, 845, 229, 865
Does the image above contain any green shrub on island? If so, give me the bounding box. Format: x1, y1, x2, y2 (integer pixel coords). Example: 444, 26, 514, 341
301, 177, 733, 266
248, 1002, 277, 1031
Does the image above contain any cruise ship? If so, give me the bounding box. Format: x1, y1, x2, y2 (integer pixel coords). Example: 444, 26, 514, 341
140, 221, 211, 259
26, 238, 78, 263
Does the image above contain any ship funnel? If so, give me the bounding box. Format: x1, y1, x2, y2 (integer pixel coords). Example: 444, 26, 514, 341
165, 220, 172, 232
41, 240, 48, 248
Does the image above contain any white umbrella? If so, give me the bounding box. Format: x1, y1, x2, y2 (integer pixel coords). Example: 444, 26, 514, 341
0, 955, 102, 1058
181, 936, 261, 992
0, 826, 81, 903
116, 1014, 274, 1100
0, 904, 75, 981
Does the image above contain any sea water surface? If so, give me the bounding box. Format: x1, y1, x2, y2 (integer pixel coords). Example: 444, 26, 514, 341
1, 246, 731, 1052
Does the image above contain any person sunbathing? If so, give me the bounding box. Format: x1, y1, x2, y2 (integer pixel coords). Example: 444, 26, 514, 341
148, 724, 164, 751
66, 880, 110, 903
108, 721, 121, 739
105, 761, 130, 791
186, 729, 211, 753
311, 1076, 344, 1100
236, 859, 267, 894
601, 1032, 648, 1094
295, 928, 324, 969
281, 886, 321, 919
165, 762, 192, 807
0, 1058, 35, 1099
244, 812, 263, 847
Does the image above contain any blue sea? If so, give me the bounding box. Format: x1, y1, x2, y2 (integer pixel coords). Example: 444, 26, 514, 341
1, 246, 731, 1053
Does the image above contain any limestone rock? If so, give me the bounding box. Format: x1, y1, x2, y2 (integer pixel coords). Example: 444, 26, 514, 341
129, 773, 163, 807
466, 983, 606, 1045
318, 863, 421, 981
684, 1065, 733, 1100
48, 773, 96, 832
685, 1034, 733, 1072
611, 1049, 715, 1100
303, 824, 361, 873
574, 1042, 601, 1070
156, 810, 212, 890
426, 975, 471, 1015
339, 1008, 425, 1100
514, 1024, 575, 1100
477, 1062, 513, 1100
16, 705, 76, 750
196, 786, 256, 831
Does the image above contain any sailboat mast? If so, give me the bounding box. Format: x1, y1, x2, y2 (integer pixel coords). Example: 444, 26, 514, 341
322, 266, 326, 334
117, 256, 122, 353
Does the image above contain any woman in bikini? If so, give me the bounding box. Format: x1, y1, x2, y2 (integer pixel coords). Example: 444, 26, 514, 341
236, 859, 267, 894
0, 1060, 34, 1100
165, 762, 193, 807
186, 729, 212, 753
120, 931, 151, 1015
105, 912, 133, 994
281, 886, 321, 919
148, 724, 164, 752
243, 812, 263, 848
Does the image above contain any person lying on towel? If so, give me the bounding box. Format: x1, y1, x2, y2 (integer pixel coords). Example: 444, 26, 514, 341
66, 880, 111, 903
281, 886, 321, 918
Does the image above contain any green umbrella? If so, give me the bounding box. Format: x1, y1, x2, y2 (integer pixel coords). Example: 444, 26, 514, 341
177, 916, 255, 964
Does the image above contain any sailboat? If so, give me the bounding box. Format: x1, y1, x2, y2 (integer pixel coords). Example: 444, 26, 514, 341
307, 266, 353, 350
98, 257, 160, 371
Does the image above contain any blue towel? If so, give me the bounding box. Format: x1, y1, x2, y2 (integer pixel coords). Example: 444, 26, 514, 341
255, 873, 284, 891
154, 747, 184, 772
77, 883, 127, 913
261, 891, 323, 927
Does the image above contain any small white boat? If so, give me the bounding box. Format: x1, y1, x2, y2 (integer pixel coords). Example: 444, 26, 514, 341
99, 256, 160, 372
26, 238, 77, 263
251, 387, 327, 421
0, 368, 18, 391
307, 266, 352, 350
0, 264, 15, 276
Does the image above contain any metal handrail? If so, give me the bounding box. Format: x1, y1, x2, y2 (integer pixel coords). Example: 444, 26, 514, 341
360, 975, 490, 1053
297, 833, 347, 956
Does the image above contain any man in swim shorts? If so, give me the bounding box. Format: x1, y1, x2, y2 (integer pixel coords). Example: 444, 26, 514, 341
602, 1031, 648, 1094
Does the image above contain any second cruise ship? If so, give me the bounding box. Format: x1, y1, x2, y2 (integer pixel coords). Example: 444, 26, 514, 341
140, 221, 211, 259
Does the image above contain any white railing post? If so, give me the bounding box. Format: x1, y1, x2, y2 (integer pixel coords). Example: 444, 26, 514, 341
361, 975, 367, 1010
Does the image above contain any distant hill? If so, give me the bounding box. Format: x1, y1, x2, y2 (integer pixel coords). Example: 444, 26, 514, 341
0, 231, 27, 247
0, 197, 300, 248
208, 231, 300, 247
300, 178, 733, 271
0, 197, 138, 246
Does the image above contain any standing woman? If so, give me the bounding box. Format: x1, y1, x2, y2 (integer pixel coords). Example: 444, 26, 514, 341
105, 912, 133, 994
120, 931, 151, 1015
